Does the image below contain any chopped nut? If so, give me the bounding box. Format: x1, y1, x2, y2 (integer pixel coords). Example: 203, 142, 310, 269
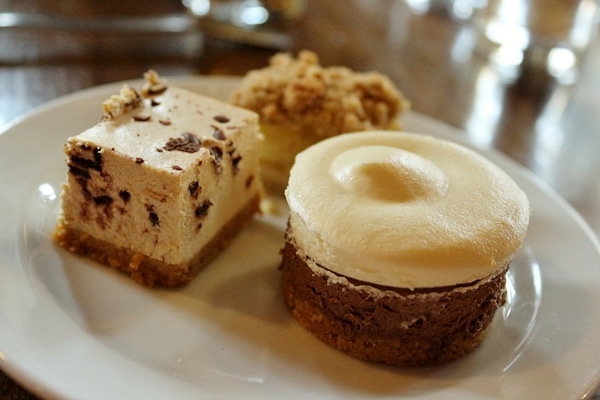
142, 69, 168, 97
230, 50, 408, 137
102, 85, 142, 121
129, 253, 145, 271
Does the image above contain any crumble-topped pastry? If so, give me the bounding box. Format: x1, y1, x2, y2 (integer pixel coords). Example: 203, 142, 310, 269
231, 50, 409, 192
53, 71, 263, 288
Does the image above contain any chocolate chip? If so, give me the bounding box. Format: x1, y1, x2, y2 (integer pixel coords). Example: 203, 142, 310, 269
227, 148, 241, 173
135, 157, 145, 164
134, 115, 151, 122
68, 165, 91, 179
245, 175, 254, 188
188, 181, 200, 199
163, 132, 200, 153
159, 119, 171, 126
146, 204, 160, 227
75, 176, 92, 200
119, 190, 131, 202
150, 212, 159, 226
78, 144, 103, 166
172, 165, 183, 171
93, 195, 113, 205
151, 99, 161, 107
232, 155, 242, 173
209, 146, 223, 163
195, 200, 213, 218
213, 115, 230, 123
70, 154, 101, 172
211, 125, 226, 140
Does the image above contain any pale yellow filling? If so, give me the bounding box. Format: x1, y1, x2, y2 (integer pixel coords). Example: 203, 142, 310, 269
259, 122, 400, 191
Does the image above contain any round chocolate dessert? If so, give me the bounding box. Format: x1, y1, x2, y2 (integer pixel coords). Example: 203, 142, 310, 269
281, 131, 530, 366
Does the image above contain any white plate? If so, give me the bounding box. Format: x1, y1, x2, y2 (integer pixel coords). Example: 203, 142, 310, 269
1, 76, 600, 400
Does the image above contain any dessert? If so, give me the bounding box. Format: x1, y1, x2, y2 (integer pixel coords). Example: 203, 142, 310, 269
53, 71, 263, 288
230, 50, 408, 191
281, 131, 530, 366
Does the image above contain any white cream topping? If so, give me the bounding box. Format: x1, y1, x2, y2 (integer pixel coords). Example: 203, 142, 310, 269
331, 145, 448, 203
285, 131, 530, 289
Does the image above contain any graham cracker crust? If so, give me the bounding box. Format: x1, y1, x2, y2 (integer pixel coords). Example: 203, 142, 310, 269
53, 194, 260, 288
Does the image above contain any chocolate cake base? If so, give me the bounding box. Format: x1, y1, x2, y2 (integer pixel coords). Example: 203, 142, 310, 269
54, 194, 260, 288
280, 240, 508, 367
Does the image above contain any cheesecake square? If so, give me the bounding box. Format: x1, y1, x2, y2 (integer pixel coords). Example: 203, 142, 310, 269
53, 71, 263, 287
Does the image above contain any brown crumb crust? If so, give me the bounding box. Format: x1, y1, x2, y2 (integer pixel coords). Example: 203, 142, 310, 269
53, 194, 260, 288
280, 239, 507, 367
230, 50, 408, 137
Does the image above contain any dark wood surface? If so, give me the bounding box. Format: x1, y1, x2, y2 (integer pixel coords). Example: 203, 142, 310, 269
1, 0, 599, 398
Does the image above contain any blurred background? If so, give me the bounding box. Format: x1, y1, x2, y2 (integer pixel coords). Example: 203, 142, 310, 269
2, 0, 599, 229
0, 0, 599, 398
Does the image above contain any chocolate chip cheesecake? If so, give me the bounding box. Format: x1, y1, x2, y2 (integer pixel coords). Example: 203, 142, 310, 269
53, 71, 263, 288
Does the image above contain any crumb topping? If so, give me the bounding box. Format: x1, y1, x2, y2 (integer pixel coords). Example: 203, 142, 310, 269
96, 70, 246, 176
230, 50, 408, 137
101, 70, 169, 121
141, 69, 168, 97
102, 85, 142, 121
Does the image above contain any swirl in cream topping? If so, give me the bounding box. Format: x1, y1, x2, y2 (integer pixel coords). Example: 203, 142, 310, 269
285, 131, 530, 289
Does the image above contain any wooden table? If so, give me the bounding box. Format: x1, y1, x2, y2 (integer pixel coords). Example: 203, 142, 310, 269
1, 0, 599, 398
